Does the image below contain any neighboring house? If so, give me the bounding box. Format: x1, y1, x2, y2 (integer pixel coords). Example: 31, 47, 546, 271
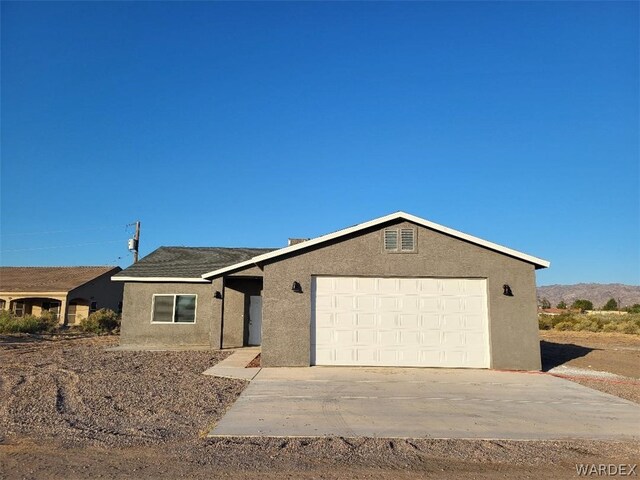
0, 266, 124, 325
113, 212, 550, 370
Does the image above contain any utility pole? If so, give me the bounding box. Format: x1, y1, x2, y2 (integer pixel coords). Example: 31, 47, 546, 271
133, 221, 140, 263
128, 221, 141, 263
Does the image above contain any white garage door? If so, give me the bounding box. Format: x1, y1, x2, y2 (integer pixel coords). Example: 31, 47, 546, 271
311, 276, 490, 368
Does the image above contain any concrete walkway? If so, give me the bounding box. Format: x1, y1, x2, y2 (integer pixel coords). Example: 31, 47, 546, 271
210, 367, 640, 439
203, 347, 261, 381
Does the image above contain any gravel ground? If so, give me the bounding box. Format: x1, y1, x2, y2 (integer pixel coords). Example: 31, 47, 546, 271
1, 334, 639, 479
0, 335, 244, 448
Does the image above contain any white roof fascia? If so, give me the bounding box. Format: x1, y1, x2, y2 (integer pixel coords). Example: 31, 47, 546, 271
201, 211, 550, 279
111, 276, 210, 283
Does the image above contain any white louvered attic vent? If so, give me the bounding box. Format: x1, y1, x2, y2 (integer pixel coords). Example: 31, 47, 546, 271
384, 229, 398, 251
401, 228, 415, 251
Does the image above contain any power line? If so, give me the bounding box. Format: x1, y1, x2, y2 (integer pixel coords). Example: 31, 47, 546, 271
1, 239, 123, 253
0, 224, 132, 237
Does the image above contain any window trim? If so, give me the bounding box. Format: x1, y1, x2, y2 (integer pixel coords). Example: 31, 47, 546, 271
151, 294, 198, 324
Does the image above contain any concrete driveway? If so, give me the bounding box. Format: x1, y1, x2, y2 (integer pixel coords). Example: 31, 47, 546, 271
209, 367, 640, 440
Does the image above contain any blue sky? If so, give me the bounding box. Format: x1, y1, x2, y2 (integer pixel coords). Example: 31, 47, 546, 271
1, 1, 638, 286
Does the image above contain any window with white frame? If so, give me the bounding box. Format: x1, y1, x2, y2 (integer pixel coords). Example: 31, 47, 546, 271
152, 294, 197, 323
384, 228, 416, 252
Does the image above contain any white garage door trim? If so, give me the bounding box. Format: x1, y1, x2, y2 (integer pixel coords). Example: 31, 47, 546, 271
311, 276, 491, 368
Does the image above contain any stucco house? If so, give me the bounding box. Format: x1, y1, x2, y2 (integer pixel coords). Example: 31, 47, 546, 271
113, 212, 550, 370
0, 266, 124, 325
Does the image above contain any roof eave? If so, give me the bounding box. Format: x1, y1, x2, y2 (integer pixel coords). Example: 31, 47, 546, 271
111, 276, 211, 283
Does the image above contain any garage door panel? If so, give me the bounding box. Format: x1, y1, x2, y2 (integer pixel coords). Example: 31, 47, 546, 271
422, 314, 441, 329
355, 329, 376, 344
336, 295, 355, 310
399, 296, 419, 312
356, 296, 376, 310
334, 277, 355, 293
378, 278, 398, 292
379, 330, 401, 346
463, 297, 485, 312
312, 276, 489, 368
418, 278, 440, 294
379, 296, 399, 310
419, 297, 440, 311
441, 314, 463, 330
463, 279, 485, 294
464, 314, 485, 330
441, 332, 465, 347
441, 297, 464, 312
440, 280, 464, 295
399, 278, 419, 292
335, 312, 354, 327
315, 295, 333, 309
355, 313, 375, 327
315, 328, 334, 344
379, 313, 397, 328
399, 314, 419, 328
355, 277, 377, 291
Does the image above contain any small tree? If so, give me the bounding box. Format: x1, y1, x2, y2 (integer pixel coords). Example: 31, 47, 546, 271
602, 298, 618, 311
571, 299, 593, 312
626, 304, 640, 314
556, 300, 567, 309
540, 298, 551, 309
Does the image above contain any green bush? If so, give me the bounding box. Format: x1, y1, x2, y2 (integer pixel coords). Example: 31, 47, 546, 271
0, 310, 58, 334
79, 309, 120, 334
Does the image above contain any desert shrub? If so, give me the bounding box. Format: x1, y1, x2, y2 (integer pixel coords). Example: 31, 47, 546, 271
541, 312, 640, 334
0, 310, 58, 334
538, 315, 554, 330
601, 322, 619, 333
573, 319, 599, 332
79, 309, 120, 334
553, 321, 575, 331
616, 320, 640, 335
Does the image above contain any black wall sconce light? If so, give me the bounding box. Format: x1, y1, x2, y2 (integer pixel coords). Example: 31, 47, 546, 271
503, 284, 513, 296
291, 281, 303, 293
214, 291, 223, 299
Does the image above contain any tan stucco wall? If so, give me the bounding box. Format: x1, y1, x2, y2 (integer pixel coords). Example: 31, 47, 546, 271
0, 292, 68, 323
119, 282, 214, 347
261, 220, 541, 370
67, 271, 124, 324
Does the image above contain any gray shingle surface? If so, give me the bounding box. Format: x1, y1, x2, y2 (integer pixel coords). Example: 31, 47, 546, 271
113, 247, 276, 279
0, 266, 121, 292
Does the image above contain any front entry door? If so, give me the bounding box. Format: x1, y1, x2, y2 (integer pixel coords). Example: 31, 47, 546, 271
248, 296, 262, 346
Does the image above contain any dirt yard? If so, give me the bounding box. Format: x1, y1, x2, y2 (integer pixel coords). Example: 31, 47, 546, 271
540, 330, 640, 403
1, 334, 639, 479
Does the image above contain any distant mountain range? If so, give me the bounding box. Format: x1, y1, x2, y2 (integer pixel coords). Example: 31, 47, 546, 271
536, 283, 640, 309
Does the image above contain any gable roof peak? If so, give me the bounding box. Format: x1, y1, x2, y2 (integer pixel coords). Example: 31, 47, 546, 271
200, 211, 550, 279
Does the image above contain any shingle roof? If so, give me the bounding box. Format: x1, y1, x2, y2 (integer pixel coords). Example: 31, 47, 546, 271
0, 266, 121, 293
112, 247, 276, 279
